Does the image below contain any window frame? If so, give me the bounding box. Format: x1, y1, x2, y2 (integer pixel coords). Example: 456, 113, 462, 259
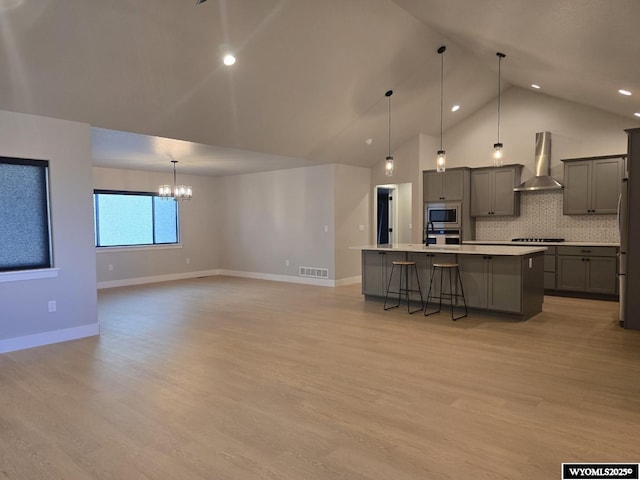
0, 156, 53, 273
93, 189, 180, 248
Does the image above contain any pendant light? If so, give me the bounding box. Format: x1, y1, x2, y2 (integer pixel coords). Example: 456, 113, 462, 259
493, 52, 506, 167
436, 45, 446, 173
159, 159, 193, 200
384, 89, 394, 177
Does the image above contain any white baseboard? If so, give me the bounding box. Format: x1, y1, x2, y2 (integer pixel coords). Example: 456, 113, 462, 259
97, 270, 220, 289
98, 269, 361, 289
0, 323, 100, 354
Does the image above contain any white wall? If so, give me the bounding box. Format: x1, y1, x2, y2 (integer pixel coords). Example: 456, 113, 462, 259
395, 182, 412, 243
218, 164, 337, 280
0, 110, 98, 352
334, 164, 370, 281
93, 167, 222, 287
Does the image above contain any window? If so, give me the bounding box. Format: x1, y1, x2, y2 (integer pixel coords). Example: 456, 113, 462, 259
94, 190, 179, 247
0, 157, 52, 272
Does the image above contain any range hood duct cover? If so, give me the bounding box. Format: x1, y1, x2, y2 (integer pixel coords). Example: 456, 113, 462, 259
513, 131, 564, 191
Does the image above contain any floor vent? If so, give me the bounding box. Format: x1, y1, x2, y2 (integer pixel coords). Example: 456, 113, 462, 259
299, 266, 329, 279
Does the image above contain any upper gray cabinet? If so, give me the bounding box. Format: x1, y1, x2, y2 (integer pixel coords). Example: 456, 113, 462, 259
562, 156, 624, 214
423, 168, 468, 202
470, 165, 522, 217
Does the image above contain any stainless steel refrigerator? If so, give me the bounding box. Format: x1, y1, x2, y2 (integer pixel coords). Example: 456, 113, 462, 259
618, 172, 628, 327
623, 127, 640, 330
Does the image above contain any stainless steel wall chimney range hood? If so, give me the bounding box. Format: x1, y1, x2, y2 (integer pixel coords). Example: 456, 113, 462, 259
513, 131, 563, 191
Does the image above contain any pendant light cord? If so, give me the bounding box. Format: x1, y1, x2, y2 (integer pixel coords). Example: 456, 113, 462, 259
496, 52, 505, 144
436, 45, 446, 152
173, 161, 177, 187
389, 95, 391, 156
385, 89, 393, 158
440, 49, 444, 151
497, 55, 501, 143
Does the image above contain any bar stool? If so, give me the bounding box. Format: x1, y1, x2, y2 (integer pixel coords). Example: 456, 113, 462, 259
424, 262, 468, 321
383, 260, 424, 314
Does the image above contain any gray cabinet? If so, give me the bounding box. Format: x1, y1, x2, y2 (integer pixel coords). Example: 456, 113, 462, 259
458, 255, 522, 313
556, 246, 618, 294
361, 250, 407, 297
543, 246, 556, 289
423, 169, 466, 202
407, 251, 456, 301
470, 165, 522, 216
563, 156, 624, 214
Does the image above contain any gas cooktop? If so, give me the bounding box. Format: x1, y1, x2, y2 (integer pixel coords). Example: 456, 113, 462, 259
511, 238, 565, 243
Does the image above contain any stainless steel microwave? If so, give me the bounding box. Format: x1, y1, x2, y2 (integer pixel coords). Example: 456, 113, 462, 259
424, 202, 462, 229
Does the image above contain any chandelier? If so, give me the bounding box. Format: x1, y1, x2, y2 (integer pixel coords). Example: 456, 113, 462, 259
159, 160, 192, 200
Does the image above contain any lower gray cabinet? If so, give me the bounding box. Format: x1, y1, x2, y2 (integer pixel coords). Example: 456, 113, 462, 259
407, 252, 457, 301
544, 246, 557, 289
556, 246, 618, 294
361, 250, 407, 297
458, 255, 522, 313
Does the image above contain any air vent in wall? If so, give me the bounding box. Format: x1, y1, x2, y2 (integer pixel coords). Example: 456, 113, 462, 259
299, 266, 329, 279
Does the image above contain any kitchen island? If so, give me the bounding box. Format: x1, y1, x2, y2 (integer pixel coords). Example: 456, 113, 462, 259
357, 243, 546, 320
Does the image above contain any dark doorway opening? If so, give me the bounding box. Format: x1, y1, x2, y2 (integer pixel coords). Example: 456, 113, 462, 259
377, 188, 393, 244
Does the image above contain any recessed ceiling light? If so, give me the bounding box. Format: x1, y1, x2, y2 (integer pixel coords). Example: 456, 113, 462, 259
451, 105, 460, 112
619, 89, 632, 96
635, 112, 640, 118
531, 84, 541, 89
364, 138, 373, 145
223, 54, 236, 66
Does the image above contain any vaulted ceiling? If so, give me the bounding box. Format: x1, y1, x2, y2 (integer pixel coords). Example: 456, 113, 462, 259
1, 0, 638, 175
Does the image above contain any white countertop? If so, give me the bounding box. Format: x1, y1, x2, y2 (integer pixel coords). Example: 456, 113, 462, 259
464, 240, 620, 247
354, 243, 547, 256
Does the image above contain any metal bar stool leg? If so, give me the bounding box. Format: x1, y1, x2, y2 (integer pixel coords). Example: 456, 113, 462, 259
409, 263, 425, 313
438, 265, 444, 312
424, 266, 442, 316
405, 263, 410, 313
454, 265, 468, 320
448, 266, 454, 320
383, 263, 399, 310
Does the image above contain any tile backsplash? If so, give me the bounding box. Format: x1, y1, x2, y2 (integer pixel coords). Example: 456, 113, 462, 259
475, 190, 620, 243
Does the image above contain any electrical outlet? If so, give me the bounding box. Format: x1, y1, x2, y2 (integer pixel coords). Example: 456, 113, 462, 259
48, 300, 56, 313
359, 224, 365, 232
186, 258, 190, 264
108, 264, 113, 271
285, 259, 290, 267
324, 225, 329, 233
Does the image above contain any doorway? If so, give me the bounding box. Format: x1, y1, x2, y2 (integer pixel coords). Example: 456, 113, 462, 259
376, 187, 395, 244
375, 183, 412, 245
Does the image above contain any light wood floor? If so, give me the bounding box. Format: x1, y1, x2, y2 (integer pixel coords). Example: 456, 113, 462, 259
2, 277, 640, 479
